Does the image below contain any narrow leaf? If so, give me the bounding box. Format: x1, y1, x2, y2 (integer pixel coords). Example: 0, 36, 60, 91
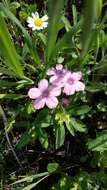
55, 124, 65, 149
0, 94, 26, 99
0, 13, 24, 77
0, 5, 41, 65
81, 0, 100, 57
47, 163, 59, 174
46, 0, 64, 62
88, 131, 107, 151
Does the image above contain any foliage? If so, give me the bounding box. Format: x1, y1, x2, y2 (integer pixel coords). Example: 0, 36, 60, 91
0, 0, 107, 189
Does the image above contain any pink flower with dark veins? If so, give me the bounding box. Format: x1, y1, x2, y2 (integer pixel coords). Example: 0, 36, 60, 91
28, 79, 61, 110
47, 64, 70, 87
63, 71, 85, 95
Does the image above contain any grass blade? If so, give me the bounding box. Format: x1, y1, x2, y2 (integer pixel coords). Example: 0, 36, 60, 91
0, 5, 41, 65
45, 0, 64, 62
0, 13, 24, 78
81, 0, 100, 57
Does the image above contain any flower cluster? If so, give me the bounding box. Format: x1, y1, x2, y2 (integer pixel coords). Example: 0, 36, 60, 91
28, 64, 85, 110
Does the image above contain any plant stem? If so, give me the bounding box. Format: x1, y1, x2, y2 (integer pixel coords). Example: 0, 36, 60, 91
0, 105, 23, 169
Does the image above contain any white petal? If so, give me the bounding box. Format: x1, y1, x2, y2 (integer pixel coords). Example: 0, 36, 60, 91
32, 12, 39, 19
34, 12, 39, 18
42, 15, 48, 21
37, 26, 44, 30
42, 22, 48, 28
31, 26, 39, 30
33, 26, 43, 30
28, 23, 34, 28
27, 17, 34, 23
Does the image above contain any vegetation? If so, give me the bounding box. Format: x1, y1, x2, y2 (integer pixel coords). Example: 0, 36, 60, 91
0, 0, 107, 189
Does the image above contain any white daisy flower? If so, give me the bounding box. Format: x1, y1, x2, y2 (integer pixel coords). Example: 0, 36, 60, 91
27, 12, 48, 31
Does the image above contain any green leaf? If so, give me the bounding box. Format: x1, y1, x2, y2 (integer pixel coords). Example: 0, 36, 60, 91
21, 177, 48, 190
61, 15, 71, 32
22, 182, 41, 190
72, 4, 77, 26
13, 172, 49, 185
87, 131, 107, 151
81, 0, 100, 57
0, 80, 16, 88
65, 120, 75, 136
36, 109, 52, 128
57, 56, 64, 64
20, 174, 49, 190
55, 124, 65, 149
70, 118, 87, 133
47, 163, 59, 174
76, 105, 91, 115
46, 0, 64, 62
0, 65, 16, 77
39, 129, 49, 149
86, 82, 107, 92
0, 94, 26, 99
10, 2, 20, 10
26, 102, 35, 115
16, 77, 34, 89
16, 126, 37, 149
51, 20, 82, 60
98, 0, 103, 18
0, 5, 41, 65
93, 59, 107, 81
0, 13, 24, 78
37, 32, 46, 46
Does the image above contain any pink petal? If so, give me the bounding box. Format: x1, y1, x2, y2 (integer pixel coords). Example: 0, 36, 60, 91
56, 64, 63, 70
47, 68, 55, 76
46, 96, 58, 109
71, 72, 82, 81
28, 88, 41, 99
62, 98, 70, 105
38, 79, 48, 92
50, 76, 66, 88
63, 84, 75, 95
50, 75, 57, 83
61, 71, 72, 83
49, 86, 61, 97
75, 81, 85, 92
34, 98, 46, 110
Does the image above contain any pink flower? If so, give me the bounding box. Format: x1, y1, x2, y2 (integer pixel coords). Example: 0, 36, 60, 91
63, 72, 85, 95
47, 64, 70, 87
62, 98, 70, 106
28, 79, 61, 110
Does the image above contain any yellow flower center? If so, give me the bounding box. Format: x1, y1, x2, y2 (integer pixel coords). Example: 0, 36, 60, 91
34, 18, 43, 27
